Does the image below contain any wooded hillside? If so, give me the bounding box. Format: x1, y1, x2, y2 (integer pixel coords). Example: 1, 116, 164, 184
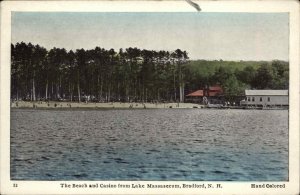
11, 42, 289, 102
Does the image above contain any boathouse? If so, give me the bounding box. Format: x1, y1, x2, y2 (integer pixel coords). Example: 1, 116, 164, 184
186, 85, 224, 104
240, 90, 288, 107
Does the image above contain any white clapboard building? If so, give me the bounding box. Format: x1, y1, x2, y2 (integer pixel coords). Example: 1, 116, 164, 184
240, 90, 288, 107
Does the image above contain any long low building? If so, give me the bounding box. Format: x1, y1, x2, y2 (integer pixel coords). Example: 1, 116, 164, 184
240, 90, 288, 107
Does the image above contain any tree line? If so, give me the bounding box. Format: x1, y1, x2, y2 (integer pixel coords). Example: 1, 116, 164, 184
11, 42, 188, 102
11, 42, 289, 103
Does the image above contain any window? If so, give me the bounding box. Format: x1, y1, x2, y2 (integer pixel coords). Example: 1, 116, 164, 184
252, 97, 255, 102
247, 97, 250, 101
260, 97, 262, 102
268, 97, 270, 102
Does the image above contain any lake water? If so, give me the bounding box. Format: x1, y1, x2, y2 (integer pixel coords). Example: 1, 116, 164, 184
11, 108, 288, 181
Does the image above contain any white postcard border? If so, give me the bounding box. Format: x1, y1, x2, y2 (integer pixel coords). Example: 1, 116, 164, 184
1, 1, 299, 194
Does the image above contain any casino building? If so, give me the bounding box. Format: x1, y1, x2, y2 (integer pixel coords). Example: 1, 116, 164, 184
240, 90, 288, 108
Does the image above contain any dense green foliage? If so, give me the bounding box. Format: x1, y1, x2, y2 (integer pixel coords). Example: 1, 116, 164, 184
185, 60, 289, 100
11, 42, 289, 102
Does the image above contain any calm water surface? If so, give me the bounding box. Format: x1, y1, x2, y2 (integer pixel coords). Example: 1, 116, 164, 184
11, 109, 288, 181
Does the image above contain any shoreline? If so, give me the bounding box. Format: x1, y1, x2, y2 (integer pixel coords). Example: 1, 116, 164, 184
11, 101, 204, 109
10, 101, 288, 110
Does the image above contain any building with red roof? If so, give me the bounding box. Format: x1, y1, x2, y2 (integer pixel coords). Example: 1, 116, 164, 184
206, 85, 223, 97
186, 90, 204, 97
186, 85, 224, 104
186, 85, 223, 97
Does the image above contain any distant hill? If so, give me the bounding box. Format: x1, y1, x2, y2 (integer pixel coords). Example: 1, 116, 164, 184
186, 60, 288, 77
183, 60, 289, 95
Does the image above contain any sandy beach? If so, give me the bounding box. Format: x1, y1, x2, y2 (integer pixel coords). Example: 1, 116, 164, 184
11, 101, 204, 109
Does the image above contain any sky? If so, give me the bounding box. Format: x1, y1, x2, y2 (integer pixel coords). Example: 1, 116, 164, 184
11, 12, 289, 61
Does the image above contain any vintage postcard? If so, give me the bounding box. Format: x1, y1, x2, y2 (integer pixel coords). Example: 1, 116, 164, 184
0, 0, 299, 194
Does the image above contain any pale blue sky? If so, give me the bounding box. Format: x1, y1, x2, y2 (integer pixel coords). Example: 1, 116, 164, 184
12, 12, 289, 61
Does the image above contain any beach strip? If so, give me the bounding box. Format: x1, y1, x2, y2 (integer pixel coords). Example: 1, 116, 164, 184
11, 101, 204, 109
